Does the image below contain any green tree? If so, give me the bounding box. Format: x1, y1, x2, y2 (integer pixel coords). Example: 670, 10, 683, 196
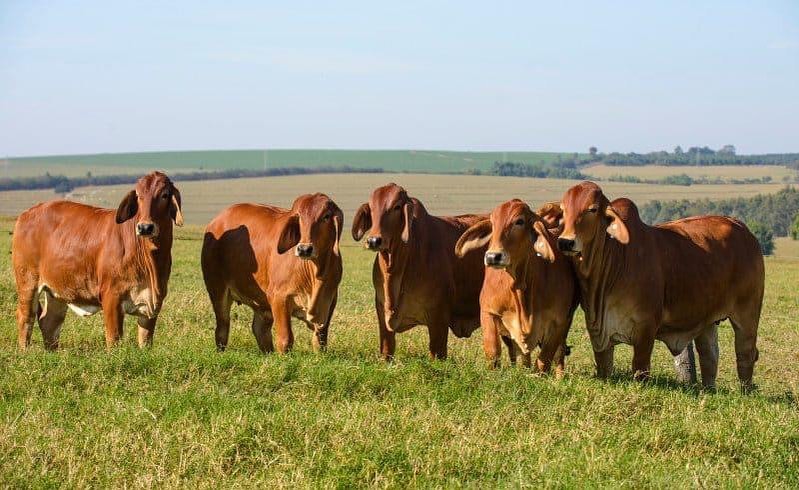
589, 146, 598, 157
748, 221, 774, 255
791, 214, 799, 240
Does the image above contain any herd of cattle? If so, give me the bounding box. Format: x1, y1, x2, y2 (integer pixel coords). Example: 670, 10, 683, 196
11, 171, 765, 390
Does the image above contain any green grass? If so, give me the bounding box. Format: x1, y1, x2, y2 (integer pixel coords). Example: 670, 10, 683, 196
0, 214, 798, 487
3, 149, 584, 177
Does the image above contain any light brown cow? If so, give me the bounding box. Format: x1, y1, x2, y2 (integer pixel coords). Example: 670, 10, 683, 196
201, 193, 343, 353
12, 171, 183, 350
351, 183, 486, 360
557, 181, 764, 390
455, 199, 578, 373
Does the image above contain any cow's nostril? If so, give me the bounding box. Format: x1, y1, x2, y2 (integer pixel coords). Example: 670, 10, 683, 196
366, 236, 382, 249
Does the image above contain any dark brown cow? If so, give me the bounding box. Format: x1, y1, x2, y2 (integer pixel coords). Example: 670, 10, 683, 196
202, 193, 343, 353
455, 199, 578, 373
557, 181, 764, 390
351, 183, 486, 360
12, 171, 183, 350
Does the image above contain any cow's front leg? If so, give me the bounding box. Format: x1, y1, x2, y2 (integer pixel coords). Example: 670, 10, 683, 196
376, 301, 395, 361
594, 345, 615, 379
101, 295, 124, 348
694, 325, 719, 389
313, 293, 335, 353
427, 318, 449, 360
482, 311, 502, 368
632, 332, 656, 382
272, 297, 294, 354
137, 316, 156, 348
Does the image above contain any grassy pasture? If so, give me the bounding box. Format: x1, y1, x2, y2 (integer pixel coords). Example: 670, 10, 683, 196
1, 175, 798, 486
584, 164, 798, 182
3, 149, 584, 177
0, 173, 791, 226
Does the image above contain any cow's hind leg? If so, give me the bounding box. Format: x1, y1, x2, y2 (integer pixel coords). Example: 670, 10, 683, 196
16, 282, 38, 351
210, 288, 233, 351
693, 325, 719, 390
251, 309, 274, 354
38, 293, 67, 351
730, 309, 760, 393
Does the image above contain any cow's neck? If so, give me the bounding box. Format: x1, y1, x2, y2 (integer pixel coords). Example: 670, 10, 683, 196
302, 247, 342, 325
503, 251, 539, 342
122, 219, 173, 302
377, 236, 414, 317
572, 228, 625, 347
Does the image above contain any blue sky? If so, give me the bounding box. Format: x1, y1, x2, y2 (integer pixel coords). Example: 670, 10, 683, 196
1, 0, 797, 156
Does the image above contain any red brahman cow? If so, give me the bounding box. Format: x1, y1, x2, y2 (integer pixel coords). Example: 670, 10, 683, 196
12, 171, 183, 350
557, 181, 764, 390
352, 183, 486, 360
201, 193, 343, 353
455, 199, 578, 373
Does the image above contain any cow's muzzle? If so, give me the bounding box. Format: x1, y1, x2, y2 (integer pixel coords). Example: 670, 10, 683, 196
295, 243, 314, 259
366, 236, 383, 251
136, 222, 157, 237
484, 251, 508, 268
557, 237, 576, 253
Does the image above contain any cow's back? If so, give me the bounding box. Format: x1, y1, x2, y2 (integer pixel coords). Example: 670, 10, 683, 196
202, 204, 286, 303
13, 201, 116, 297
655, 215, 764, 329
440, 214, 487, 318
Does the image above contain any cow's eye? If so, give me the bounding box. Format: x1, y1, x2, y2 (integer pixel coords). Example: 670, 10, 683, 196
393, 204, 402, 211
162, 193, 170, 200
587, 206, 598, 213
322, 213, 331, 222
514, 218, 525, 226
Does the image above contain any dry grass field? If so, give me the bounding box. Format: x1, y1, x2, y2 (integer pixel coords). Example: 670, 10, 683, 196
0, 175, 798, 486
0, 173, 792, 226
583, 164, 798, 182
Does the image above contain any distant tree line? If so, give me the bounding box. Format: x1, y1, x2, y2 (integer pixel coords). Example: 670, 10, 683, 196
0, 166, 384, 193
604, 174, 778, 186
593, 145, 799, 167
639, 187, 799, 254
488, 161, 587, 179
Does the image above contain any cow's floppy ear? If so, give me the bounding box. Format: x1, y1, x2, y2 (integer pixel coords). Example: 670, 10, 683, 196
400, 201, 414, 243
170, 185, 184, 227
532, 219, 556, 263
351, 203, 371, 241
605, 206, 629, 244
115, 190, 138, 224
277, 214, 301, 254
332, 204, 344, 256
455, 219, 492, 257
